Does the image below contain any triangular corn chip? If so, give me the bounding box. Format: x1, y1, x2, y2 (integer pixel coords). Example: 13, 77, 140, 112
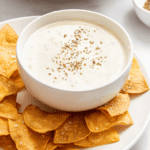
74, 128, 120, 147
0, 46, 17, 78
0, 24, 18, 47
0, 95, 18, 119
54, 114, 90, 144
0, 117, 9, 135
0, 75, 20, 102
121, 58, 149, 94
85, 111, 133, 132
0, 135, 17, 150
97, 93, 130, 118
8, 114, 50, 150
23, 105, 70, 133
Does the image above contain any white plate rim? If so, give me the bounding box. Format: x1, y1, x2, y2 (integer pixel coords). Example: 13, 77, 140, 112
124, 51, 150, 150
0, 16, 38, 25
0, 16, 149, 150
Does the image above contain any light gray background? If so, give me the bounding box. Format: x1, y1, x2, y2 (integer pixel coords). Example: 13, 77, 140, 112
0, 0, 150, 149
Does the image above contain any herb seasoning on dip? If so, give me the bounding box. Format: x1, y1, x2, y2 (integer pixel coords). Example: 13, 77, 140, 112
23, 21, 126, 90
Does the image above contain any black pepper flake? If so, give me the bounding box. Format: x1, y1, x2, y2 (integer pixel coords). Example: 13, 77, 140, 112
93, 60, 96, 64
64, 34, 67, 38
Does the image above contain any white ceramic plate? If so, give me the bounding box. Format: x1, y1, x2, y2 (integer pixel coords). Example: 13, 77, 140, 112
0, 16, 150, 150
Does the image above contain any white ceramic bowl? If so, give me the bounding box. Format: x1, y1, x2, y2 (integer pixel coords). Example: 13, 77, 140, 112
17, 9, 133, 111
133, 0, 150, 27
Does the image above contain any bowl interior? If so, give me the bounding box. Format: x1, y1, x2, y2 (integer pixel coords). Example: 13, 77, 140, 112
17, 10, 133, 91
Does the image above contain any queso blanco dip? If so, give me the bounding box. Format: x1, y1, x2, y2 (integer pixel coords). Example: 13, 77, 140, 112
23, 21, 126, 91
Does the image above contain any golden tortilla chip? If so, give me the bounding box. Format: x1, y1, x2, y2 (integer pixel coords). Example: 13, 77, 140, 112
0, 135, 17, 150
56, 143, 79, 149
0, 95, 18, 119
115, 125, 132, 133
121, 58, 149, 94
74, 128, 120, 147
85, 111, 134, 132
10, 74, 25, 90
11, 70, 19, 77
16, 103, 21, 110
45, 134, 58, 150
55, 148, 79, 150
8, 114, 50, 150
0, 81, 9, 101
0, 46, 17, 78
57, 143, 77, 148
0, 75, 19, 101
130, 57, 140, 70
97, 93, 130, 118
0, 117, 9, 135
0, 24, 18, 47
23, 105, 70, 133
54, 114, 90, 144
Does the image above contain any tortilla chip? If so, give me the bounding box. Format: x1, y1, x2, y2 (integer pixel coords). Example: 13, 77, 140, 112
121, 58, 149, 94
0, 75, 20, 101
0, 81, 9, 101
130, 57, 140, 70
0, 24, 18, 47
10, 74, 25, 90
85, 111, 134, 132
115, 125, 132, 133
12, 70, 19, 77
0, 135, 17, 150
74, 128, 120, 147
0, 117, 9, 135
23, 105, 70, 133
45, 134, 58, 150
0, 95, 18, 119
55, 148, 79, 150
57, 143, 76, 148
0, 46, 17, 78
16, 103, 21, 110
97, 93, 130, 118
8, 114, 50, 150
54, 114, 90, 144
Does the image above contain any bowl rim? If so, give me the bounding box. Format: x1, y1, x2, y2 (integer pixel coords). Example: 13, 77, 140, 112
133, 0, 150, 14
17, 9, 133, 93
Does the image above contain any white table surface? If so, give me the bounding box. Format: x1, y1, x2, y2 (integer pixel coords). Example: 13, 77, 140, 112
1, 0, 150, 149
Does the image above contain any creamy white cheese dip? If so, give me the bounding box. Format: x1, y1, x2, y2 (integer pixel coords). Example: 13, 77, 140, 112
23, 21, 126, 91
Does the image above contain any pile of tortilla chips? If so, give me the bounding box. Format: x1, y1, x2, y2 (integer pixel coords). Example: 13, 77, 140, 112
0, 24, 149, 150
